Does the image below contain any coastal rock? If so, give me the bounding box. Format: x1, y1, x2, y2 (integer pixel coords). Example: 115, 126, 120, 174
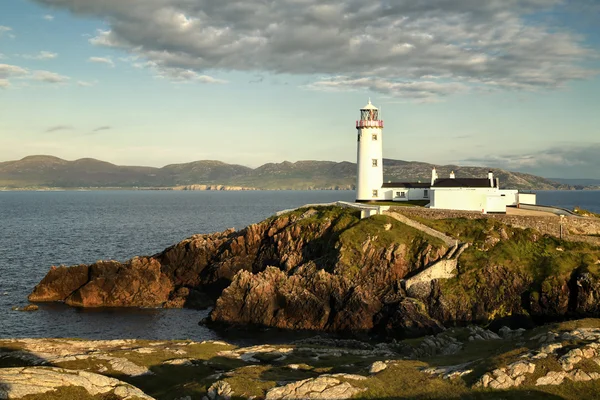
265, 375, 365, 400
11, 304, 39, 312
0, 367, 153, 399
27, 205, 600, 339
204, 380, 233, 400
368, 361, 387, 374
28, 264, 89, 302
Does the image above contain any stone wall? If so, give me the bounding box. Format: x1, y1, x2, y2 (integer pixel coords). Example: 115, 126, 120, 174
393, 207, 600, 245
386, 211, 457, 247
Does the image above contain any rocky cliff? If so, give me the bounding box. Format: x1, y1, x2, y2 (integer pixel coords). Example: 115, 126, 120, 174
29, 206, 600, 339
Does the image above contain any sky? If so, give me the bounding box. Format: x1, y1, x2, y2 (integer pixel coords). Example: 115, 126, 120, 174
0, 0, 599, 178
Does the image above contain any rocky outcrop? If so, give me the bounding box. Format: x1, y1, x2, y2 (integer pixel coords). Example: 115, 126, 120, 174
30, 207, 448, 338
0, 367, 153, 399
265, 374, 366, 400
29, 205, 600, 339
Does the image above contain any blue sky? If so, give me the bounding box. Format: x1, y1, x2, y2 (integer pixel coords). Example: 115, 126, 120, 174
1, 0, 599, 178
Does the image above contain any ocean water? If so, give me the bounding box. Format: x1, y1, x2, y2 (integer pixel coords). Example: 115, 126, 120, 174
0, 190, 354, 340
0, 190, 598, 340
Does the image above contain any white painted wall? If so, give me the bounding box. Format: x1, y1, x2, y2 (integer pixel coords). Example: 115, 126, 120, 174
499, 190, 519, 206
386, 188, 430, 202
356, 126, 384, 201
486, 195, 507, 213
430, 188, 499, 212
518, 193, 537, 205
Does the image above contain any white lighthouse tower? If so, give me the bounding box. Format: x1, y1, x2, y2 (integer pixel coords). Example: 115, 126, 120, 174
356, 100, 384, 202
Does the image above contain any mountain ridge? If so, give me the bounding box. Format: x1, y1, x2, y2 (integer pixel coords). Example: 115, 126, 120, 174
0, 154, 573, 190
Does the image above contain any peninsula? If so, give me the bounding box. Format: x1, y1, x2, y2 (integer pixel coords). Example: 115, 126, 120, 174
16, 204, 600, 399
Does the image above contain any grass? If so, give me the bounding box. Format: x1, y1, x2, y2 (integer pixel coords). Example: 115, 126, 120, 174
574, 208, 600, 218
405, 216, 600, 322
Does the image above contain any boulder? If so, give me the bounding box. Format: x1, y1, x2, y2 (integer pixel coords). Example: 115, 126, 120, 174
0, 367, 154, 399
265, 375, 365, 400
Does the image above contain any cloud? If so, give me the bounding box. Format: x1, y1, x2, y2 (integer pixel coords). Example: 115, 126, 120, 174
22, 51, 58, 60
460, 144, 600, 178
43, 15, 55, 21
88, 56, 115, 67
0, 26, 11, 35
0, 79, 10, 88
92, 126, 111, 132
32, 70, 70, 83
306, 76, 467, 102
76, 80, 96, 87
133, 60, 227, 83
31, 0, 598, 99
0, 64, 28, 79
45, 125, 74, 133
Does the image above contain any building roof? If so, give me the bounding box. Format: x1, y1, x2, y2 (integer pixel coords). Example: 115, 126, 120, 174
382, 182, 431, 189
432, 178, 496, 188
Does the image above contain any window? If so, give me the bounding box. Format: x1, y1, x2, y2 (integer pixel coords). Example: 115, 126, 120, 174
372, 159, 378, 167
372, 190, 378, 197
372, 134, 378, 141
424, 190, 429, 198
357, 133, 362, 141
395, 191, 406, 199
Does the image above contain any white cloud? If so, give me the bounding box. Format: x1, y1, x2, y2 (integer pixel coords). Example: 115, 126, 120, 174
31, 0, 599, 98
306, 76, 467, 102
0, 26, 12, 37
32, 70, 70, 84
76, 80, 96, 87
22, 51, 58, 60
0, 79, 10, 88
88, 56, 115, 67
0, 64, 28, 79
43, 15, 55, 21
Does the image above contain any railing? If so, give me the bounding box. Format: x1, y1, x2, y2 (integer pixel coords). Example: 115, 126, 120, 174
356, 120, 384, 128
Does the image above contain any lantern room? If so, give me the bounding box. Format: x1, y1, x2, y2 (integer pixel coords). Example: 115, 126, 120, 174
356, 100, 384, 128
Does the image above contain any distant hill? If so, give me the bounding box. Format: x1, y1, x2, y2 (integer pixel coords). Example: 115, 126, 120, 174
549, 178, 600, 189
0, 155, 572, 190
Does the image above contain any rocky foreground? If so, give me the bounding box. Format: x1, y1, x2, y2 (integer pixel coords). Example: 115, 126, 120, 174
3, 320, 600, 399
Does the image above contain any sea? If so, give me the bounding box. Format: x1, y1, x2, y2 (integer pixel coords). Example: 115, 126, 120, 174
0, 190, 599, 341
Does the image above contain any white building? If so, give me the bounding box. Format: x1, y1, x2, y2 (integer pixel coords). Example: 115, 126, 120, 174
354, 101, 533, 213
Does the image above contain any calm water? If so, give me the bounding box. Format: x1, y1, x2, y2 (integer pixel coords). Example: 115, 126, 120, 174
0, 190, 598, 340
0, 190, 354, 340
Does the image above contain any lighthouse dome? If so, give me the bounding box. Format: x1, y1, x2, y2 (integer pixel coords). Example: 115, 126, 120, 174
361, 99, 378, 110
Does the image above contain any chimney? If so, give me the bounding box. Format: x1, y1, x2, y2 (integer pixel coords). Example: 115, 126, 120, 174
450, 171, 456, 179
488, 171, 494, 187
431, 168, 438, 186
496, 177, 500, 189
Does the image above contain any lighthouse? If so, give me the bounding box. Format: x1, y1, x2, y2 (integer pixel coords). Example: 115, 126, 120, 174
356, 100, 384, 202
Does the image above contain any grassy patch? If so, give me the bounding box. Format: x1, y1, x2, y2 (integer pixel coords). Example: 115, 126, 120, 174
19, 386, 127, 400
574, 208, 600, 218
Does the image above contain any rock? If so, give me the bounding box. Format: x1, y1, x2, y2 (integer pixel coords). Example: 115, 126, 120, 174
507, 361, 535, 378
265, 376, 365, 400
369, 361, 387, 374
206, 380, 233, 400
559, 348, 583, 371
106, 357, 152, 376
0, 367, 154, 399
11, 304, 39, 312
536, 371, 568, 386
423, 362, 473, 379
